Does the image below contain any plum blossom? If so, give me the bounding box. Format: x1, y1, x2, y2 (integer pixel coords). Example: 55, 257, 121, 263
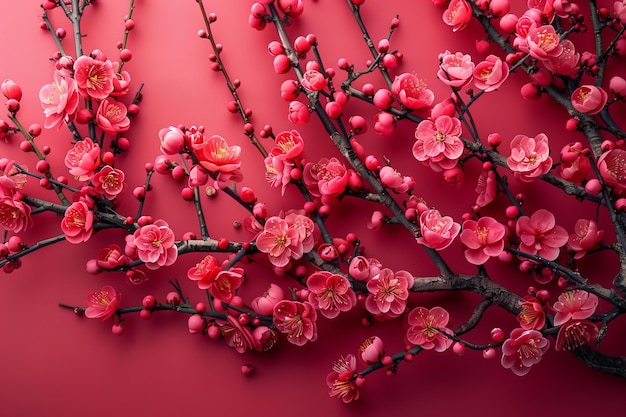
475, 170, 497, 207
358, 336, 385, 365
501, 328, 550, 376
187, 254, 244, 301
39, 73, 80, 129
507, 133, 553, 181
391, 73, 435, 110
195, 135, 242, 174
553, 290, 598, 326
571, 85, 608, 115
544, 39, 580, 76
96, 244, 124, 269
84, 285, 121, 320
517, 295, 546, 330
597, 149, 626, 194
264, 154, 293, 194
555, 320, 599, 351
442, 0, 472, 32
473, 55, 509, 92
379, 166, 411, 193
568, 219, 604, 259
300, 69, 327, 91
526, 24, 562, 60
413, 115, 464, 171
437, 51, 474, 87
288, 100, 310, 124
304, 157, 350, 201
131, 219, 177, 269
516, 209, 568, 260
348, 256, 382, 281
406, 306, 454, 352
96, 97, 130, 134
251, 284, 285, 316
0, 196, 32, 233
460, 216, 506, 265
417, 208, 461, 250
273, 300, 317, 346
93, 166, 125, 199
255, 216, 304, 267
307, 271, 357, 319
73, 55, 115, 100
365, 268, 412, 318
64, 138, 101, 181
221, 315, 261, 353
326, 355, 359, 403
61, 201, 94, 244
159, 126, 186, 155
271, 130, 304, 163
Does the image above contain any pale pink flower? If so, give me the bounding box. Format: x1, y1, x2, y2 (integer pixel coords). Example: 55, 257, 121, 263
460, 217, 506, 265
517, 295, 546, 330
132, 219, 178, 269
64, 138, 101, 181
159, 126, 186, 155
221, 315, 261, 353
475, 170, 497, 207
597, 149, 626, 194
61, 201, 94, 244
413, 115, 464, 169
473, 55, 510, 92
406, 306, 454, 352
544, 39, 580, 76
84, 285, 121, 320
73, 55, 115, 100
39, 73, 80, 129
326, 355, 359, 403
365, 268, 412, 317
358, 336, 384, 365
300, 69, 327, 91
501, 328, 550, 376
273, 300, 317, 346
553, 290, 598, 326
526, 24, 562, 60
307, 271, 357, 319
270, 130, 305, 162
507, 133, 553, 181
96, 97, 131, 134
516, 209, 568, 260
195, 135, 242, 174
417, 208, 461, 250
255, 216, 303, 267
391, 73, 435, 110
93, 165, 125, 199
568, 219, 604, 259
251, 284, 285, 316
571, 85, 608, 115
437, 51, 474, 87
443, 0, 472, 32
555, 320, 599, 351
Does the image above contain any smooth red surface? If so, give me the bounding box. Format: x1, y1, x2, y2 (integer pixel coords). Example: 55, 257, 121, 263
1, 1, 625, 416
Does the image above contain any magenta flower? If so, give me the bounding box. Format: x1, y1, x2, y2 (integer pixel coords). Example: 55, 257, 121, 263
475, 170, 497, 207
555, 320, 599, 351
460, 217, 506, 265
93, 165, 125, 200
159, 126, 186, 155
597, 149, 626, 194
507, 133, 553, 182
0, 196, 32, 233
96, 97, 130, 134
437, 50, 474, 87
364, 268, 412, 317
61, 201, 94, 244
208, 268, 245, 302
111, 69, 131, 97
39, 73, 80, 129
132, 219, 178, 270
84, 285, 121, 320
442, 0, 472, 32
271, 130, 305, 162
96, 244, 124, 269
544, 39, 580, 76
413, 115, 464, 170
391, 73, 435, 110
516, 209, 568, 260
64, 138, 101, 181
255, 216, 303, 267
571, 85, 608, 115
273, 300, 317, 346
473, 55, 509, 92
304, 157, 349, 199
300, 69, 327, 91
406, 306, 453, 352
287, 100, 310, 124
517, 295, 546, 330
195, 135, 242, 174
553, 290, 598, 326
568, 219, 604, 259
221, 315, 261, 353
251, 283, 285, 316
326, 355, 359, 403
417, 208, 461, 251
358, 336, 385, 365
187, 254, 221, 289
501, 328, 550, 376
526, 24, 562, 60
73, 55, 115, 100
264, 154, 292, 195
307, 271, 357, 319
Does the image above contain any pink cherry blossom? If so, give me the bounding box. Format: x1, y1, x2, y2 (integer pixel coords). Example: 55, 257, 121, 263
615, 0, 626, 24
93, 165, 125, 199
501, 328, 550, 376
273, 300, 317, 346
406, 306, 453, 352
0, 161, 27, 194
571, 85, 608, 115
507, 133, 553, 182
84, 285, 121, 320
307, 271, 357, 319
417, 208, 461, 250
544, 39, 580, 76
442, 0, 472, 32
304, 157, 349, 199
255, 216, 303, 267
358, 336, 385, 365
553, 290, 598, 326
264, 154, 292, 194
379, 166, 411, 193
73, 55, 115, 100
517, 295, 546, 330
475, 170, 497, 207
61, 201, 94, 244
64, 138, 101, 181
96, 97, 130, 135
365, 268, 412, 317
413, 115, 464, 171
195, 135, 242, 174
300, 69, 327, 91
0, 195, 32, 233
287, 100, 310, 124
391, 73, 435, 110
460, 216, 506, 265
284, 212, 315, 253
555, 320, 599, 351
437, 50, 474, 87
568, 219, 604, 259
251, 283, 285, 316
526, 24, 562, 60
326, 355, 359, 403
271, 130, 304, 162
39, 73, 80, 129
516, 209, 568, 260
597, 149, 626, 194
132, 219, 178, 270
473, 55, 509, 92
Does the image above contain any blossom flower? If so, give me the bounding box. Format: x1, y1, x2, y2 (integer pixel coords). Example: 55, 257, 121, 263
417, 208, 461, 250
273, 300, 317, 346
0, 160, 27, 194
96, 244, 124, 269
64, 138, 101, 181
391, 73, 435, 110
84, 285, 121, 320
61, 201, 94, 244
373, 112, 396, 136
365, 268, 412, 317
73, 55, 115, 100
358, 336, 385, 365
610, 76, 626, 99
111, 69, 131, 97
221, 315, 261, 353
326, 355, 359, 403
517, 295, 546, 330
264, 154, 292, 195
300, 69, 327, 91
437, 50, 474, 87
406, 306, 454, 352
460, 216, 506, 265
379, 166, 411, 193
507, 133, 553, 181
0, 195, 32, 233
208, 268, 245, 302
284, 212, 315, 253
39, 73, 80, 129
516, 209, 568, 260
287, 100, 310, 124
187, 254, 221, 289
303, 157, 349, 200
132, 219, 178, 270
255, 216, 304, 267
616, 0, 626, 24
185, 125, 206, 150
555, 320, 599, 351
442, 0, 472, 32
270, 130, 305, 162
597, 149, 626, 194
413, 115, 464, 171
475, 170, 497, 207
526, 24, 562, 61
568, 219, 604, 259
473, 55, 509, 92
1, 79, 22, 101
93, 165, 125, 199
571, 85, 608, 115
544, 39, 580, 76
501, 328, 550, 376
307, 271, 357, 319
195, 135, 242, 174
96, 97, 131, 134
553, 290, 598, 326
251, 283, 285, 316
159, 126, 186, 155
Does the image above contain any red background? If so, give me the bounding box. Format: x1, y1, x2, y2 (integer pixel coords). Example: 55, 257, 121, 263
1, 1, 625, 416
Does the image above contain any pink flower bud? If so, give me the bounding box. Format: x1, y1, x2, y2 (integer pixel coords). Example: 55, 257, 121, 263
571, 85, 608, 115
293, 36, 310, 54
253, 202, 267, 218
159, 126, 185, 155
499, 13, 518, 33
325, 101, 342, 119
373, 88, 394, 110
238, 186, 256, 203
609, 76, 626, 99
301, 69, 327, 91
1, 79, 22, 101
430, 98, 456, 119
359, 336, 385, 365
349, 256, 370, 281
373, 112, 396, 136
188, 314, 206, 334
280, 79, 300, 101
520, 83, 541, 100
273, 54, 292, 74
288, 101, 310, 124
489, 0, 510, 17
318, 243, 339, 261
349, 115, 367, 134
442, 166, 464, 188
